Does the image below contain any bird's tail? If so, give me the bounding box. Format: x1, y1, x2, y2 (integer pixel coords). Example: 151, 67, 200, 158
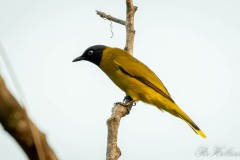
173, 105, 206, 138
178, 113, 206, 138
157, 102, 206, 138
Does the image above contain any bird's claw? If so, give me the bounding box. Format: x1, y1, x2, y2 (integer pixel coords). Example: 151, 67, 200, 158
114, 101, 135, 107
123, 95, 133, 103
114, 100, 135, 114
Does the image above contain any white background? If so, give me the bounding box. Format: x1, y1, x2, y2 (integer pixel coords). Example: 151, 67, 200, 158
0, 0, 240, 159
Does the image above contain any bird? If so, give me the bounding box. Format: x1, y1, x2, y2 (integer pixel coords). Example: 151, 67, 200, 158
73, 45, 206, 138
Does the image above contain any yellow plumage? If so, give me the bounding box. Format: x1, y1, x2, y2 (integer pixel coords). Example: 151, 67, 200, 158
73, 45, 206, 138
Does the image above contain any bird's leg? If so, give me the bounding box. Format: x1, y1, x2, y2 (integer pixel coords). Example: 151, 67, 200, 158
114, 95, 134, 107
123, 95, 133, 103
114, 95, 135, 114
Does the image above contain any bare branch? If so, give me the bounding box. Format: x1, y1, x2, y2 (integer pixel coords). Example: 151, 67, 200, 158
0, 76, 58, 160
106, 104, 129, 159
98, 0, 137, 160
125, 0, 138, 55
96, 10, 126, 26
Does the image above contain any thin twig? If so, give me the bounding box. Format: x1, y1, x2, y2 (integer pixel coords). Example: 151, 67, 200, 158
96, 10, 126, 26
110, 21, 113, 38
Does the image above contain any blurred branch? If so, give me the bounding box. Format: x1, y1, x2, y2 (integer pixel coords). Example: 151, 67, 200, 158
97, 0, 137, 159
0, 76, 58, 160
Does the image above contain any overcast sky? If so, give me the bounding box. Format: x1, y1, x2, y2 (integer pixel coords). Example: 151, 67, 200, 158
0, 0, 240, 159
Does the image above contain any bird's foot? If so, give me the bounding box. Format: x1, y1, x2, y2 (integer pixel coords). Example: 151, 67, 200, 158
114, 95, 136, 114
114, 101, 136, 107
114, 101, 134, 114
123, 95, 133, 103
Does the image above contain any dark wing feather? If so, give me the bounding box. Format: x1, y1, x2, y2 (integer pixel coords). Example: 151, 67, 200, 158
114, 54, 174, 103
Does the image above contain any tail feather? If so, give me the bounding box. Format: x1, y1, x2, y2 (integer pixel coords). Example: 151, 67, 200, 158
178, 115, 206, 138
151, 96, 206, 138
158, 102, 207, 138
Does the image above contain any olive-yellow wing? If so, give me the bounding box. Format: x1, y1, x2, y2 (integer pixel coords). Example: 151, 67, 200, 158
114, 53, 174, 103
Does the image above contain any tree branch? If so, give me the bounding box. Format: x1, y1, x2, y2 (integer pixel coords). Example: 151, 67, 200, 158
106, 105, 129, 159
96, 10, 126, 26
124, 0, 137, 55
96, 0, 137, 160
0, 76, 58, 160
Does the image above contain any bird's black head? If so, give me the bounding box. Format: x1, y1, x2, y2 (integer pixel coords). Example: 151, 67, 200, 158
72, 45, 106, 65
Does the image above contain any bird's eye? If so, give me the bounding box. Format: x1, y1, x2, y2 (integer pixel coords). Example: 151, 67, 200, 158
88, 50, 94, 56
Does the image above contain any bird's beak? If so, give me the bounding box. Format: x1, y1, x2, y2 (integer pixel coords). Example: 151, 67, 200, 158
72, 56, 85, 62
